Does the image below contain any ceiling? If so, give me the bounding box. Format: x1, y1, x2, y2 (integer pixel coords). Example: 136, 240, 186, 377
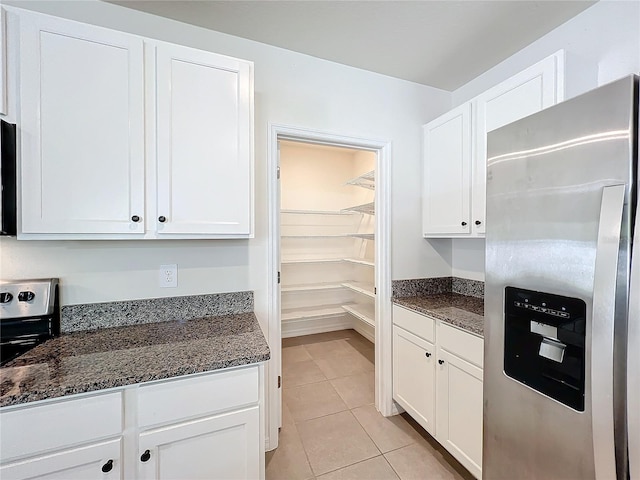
109, 0, 596, 91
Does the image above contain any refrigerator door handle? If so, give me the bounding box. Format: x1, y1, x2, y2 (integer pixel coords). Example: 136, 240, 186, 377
592, 183, 626, 480
628, 192, 640, 480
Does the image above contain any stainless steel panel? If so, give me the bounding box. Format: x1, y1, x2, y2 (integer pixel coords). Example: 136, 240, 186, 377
484, 76, 637, 479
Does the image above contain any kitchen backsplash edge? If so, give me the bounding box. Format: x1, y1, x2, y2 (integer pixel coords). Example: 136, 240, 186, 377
61, 291, 254, 333
393, 277, 484, 299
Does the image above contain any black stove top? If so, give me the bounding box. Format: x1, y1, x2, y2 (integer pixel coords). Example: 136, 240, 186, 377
0, 279, 60, 366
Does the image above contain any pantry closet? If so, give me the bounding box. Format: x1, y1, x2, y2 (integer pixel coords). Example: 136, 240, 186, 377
279, 140, 376, 343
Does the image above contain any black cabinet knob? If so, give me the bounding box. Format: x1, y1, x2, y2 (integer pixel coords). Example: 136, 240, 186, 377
425, 352, 431, 358
158, 216, 167, 223
0, 292, 13, 303
461, 221, 467, 226
140, 450, 151, 462
438, 359, 445, 365
101, 460, 113, 473
18, 291, 35, 302
475, 220, 482, 226
131, 215, 140, 223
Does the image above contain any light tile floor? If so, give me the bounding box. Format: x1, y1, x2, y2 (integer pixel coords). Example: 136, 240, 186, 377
266, 329, 475, 480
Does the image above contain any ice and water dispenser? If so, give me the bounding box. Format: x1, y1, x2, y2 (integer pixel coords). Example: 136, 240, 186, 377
504, 287, 586, 411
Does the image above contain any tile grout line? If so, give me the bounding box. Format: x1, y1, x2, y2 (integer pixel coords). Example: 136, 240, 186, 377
281, 397, 317, 480
314, 453, 390, 479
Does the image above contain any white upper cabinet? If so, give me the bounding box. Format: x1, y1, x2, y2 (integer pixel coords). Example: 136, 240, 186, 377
19, 13, 145, 235
422, 51, 564, 238
155, 44, 252, 236
422, 103, 472, 236
1, 8, 7, 115
17, 11, 254, 239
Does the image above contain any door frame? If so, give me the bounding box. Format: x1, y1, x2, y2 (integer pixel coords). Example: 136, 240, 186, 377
266, 123, 393, 450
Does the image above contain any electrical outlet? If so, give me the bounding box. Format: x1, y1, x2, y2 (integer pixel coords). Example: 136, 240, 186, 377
159, 264, 178, 288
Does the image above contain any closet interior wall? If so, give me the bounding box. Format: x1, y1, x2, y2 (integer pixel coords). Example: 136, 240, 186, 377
280, 141, 376, 342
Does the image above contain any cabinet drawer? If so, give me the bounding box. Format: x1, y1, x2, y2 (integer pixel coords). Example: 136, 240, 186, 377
393, 305, 435, 343
1, 438, 122, 480
438, 323, 484, 368
0, 391, 123, 463
137, 366, 259, 428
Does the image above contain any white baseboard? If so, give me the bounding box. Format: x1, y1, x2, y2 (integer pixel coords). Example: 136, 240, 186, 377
390, 400, 405, 416
352, 319, 375, 343
281, 314, 353, 338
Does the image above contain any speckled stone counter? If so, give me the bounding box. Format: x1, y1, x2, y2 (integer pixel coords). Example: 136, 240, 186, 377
393, 293, 485, 337
0, 313, 270, 407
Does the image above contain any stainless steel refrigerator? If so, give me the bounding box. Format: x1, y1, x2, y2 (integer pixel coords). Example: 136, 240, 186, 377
484, 75, 639, 479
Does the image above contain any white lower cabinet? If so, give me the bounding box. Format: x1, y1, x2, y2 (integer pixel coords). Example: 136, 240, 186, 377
392, 325, 436, 435
0, 439, 122, 480
392, 304, 483, 478
436, 346, 483, 479
138, 407, 260, 480
0, 365, 264, 480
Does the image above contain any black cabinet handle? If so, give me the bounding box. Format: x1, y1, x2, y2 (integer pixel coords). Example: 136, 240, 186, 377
101, 460, 113, 473
475, 220, 482, 226
131, 215, 140, 223
425, 352, 431, 358
461, 221, 467, 226
438, 359, 445, 365
158, 216, 167, 223
140, 450, 151, 462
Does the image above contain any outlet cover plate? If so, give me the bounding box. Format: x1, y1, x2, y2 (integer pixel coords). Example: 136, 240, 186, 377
159, 264, 178, 288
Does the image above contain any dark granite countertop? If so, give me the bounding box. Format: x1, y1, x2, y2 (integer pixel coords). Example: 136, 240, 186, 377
393, 293, 485, 337
0, 313, 270, 407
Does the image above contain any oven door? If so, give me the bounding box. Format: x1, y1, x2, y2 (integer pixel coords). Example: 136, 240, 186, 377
0, 317, 52, 365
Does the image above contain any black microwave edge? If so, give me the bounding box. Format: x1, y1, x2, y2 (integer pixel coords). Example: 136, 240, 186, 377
1, 119, 17, 236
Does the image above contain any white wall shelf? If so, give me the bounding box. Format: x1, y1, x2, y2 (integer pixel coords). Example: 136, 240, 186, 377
281, 305, 346, 322
342, 202, 375, 215
342, 282, 375, 298
342, 303, 375, 327
350, 233, 374, 240
281, 257, 343, 264
281, 234, 357, 238
343, 258, 375, 267
281, 209, 356, 216
281, 283, 343, 293
346, 171, 375, 190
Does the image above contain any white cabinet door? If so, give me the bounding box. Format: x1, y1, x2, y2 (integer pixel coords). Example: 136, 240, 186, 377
436, 347, 483, 479
0, 439, 122, 480
138, 406, 260, 480
473, 53, 562, 235
393, 325, 436, 435
155, 43, 253, 236
423, 103, 472, 236
0, 8, 6, 115
19, 13, 145, 234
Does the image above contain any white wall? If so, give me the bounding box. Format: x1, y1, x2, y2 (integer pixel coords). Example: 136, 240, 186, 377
0, 1, 452, 323
450, 0, 640, 281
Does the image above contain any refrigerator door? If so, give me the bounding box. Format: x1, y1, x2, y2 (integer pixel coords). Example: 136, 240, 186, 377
484, 75, 637, 479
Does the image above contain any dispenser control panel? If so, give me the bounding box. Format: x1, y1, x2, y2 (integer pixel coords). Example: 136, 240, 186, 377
504, 287, 586, 411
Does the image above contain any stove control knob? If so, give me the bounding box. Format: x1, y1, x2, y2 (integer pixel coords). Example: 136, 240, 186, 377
0, 292, 13, 303
18, 291, 35, 302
